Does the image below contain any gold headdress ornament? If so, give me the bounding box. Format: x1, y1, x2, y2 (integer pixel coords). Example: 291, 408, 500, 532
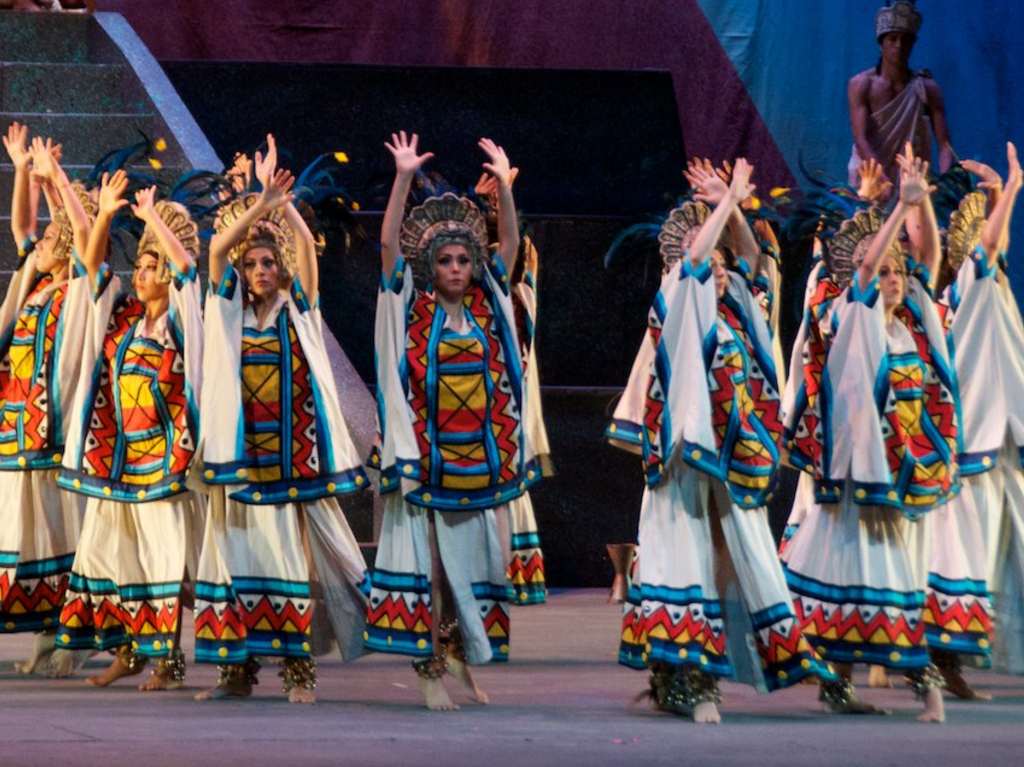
399, 192, 488, 285
49, 182, 97, 262
213, 193, 297, 277
945, 191, 986, 274
826, 206, 904, 291
136, 201, 199, 284
657, 201, 710, 272
876, 1, 922, 41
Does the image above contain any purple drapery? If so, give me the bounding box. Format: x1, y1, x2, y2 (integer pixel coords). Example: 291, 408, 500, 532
95, 0, 793, 186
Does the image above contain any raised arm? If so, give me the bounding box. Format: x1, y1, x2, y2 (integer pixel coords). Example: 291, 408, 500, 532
83, 170, 129, 282
685, 157, 762, 276
897, 145, 941, 287
3, 122, 33, 245
282, 201, 317, 302
857, 157, 932, 290
478, 138, 519, 273
131, 186, 195, 277
690, 159, 753, 266
209, 134, 294, 285
381, 131, 434, 275
31, 137, 91, 260
980, 142, 1022, 267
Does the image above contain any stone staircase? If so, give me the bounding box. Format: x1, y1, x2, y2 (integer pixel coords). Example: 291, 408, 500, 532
0, 11, 217, 272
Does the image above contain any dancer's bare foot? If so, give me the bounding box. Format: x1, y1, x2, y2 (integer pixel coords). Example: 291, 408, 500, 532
917, 687, 946, 723
820, 679, 892, 715
419, 676, 459, 711
87, 654, 146, 687
288, 687, 316, 704
445, 654, 489, 704
138, 669, 184, 692
194, 680, 252, 701
868, 665, 893, 688
13, 632, 55, 674
693, 701, 721, 724
939, 666, 992, 700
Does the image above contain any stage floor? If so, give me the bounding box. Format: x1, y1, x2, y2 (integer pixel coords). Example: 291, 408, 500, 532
2, 589, 1022, 766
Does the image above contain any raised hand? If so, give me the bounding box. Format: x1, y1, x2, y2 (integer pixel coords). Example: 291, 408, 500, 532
227, 151, 254, 194
857, 157, 893, 203
385, 131, 434, 178
684, 157, 729, 206
1006, 142, 1022, 192
130, 185, 159, 223
474, 167, 519, 207
253, 133, 280, 190
260, 168, 295, 210
961, 158, 1003, 192
896, 143, 934, 206
29, 136, 59, 181
478, 138, 513, 187
728, 158, 756, 204
98, 170, 130, 218
3, 122, 30, 168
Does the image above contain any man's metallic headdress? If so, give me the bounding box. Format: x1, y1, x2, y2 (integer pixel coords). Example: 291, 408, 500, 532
136, 201, 199, 284
876, 1, 922, 41
399, 193, 488, 285
213, 193, 297, 277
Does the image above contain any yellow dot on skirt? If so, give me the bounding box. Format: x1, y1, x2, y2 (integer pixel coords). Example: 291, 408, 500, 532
17, 456, 26, 467
73, 479, 81, 489
355, 476, 365, 486
288, 487, 298, 498
204, 469, 215, 480
940, 632, 951, 644
889, 651, 901, 662
61, 633, 70, 643
218, 646, 229, 658
422, 493, 432, 503
499, 644, 509, 654
678, 648, 688, 660
153, 640, 162, 651
854, 488, 867, 500
362, 631, 369, 641
416, 639, 427, 649
778, 670, 788, 680
102, 486, 112, 496
302, 642, 310, 653
252, 492, 262, 502
53, 453, 62, 463
137, 490, 146, 500
979, 638, 990, 649
170, 482, 181, 492
327, 483, 337, 493
800, 658, 811, 670
5, 621, 16, 630
271, 639, 281, 649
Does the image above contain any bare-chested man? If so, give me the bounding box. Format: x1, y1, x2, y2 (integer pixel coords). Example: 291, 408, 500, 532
848, 1, 953, 187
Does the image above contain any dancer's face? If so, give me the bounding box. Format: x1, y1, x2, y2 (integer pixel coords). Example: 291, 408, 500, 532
880, 32, 913, 69
879, 253, 906, 309
433, 243, 473, 303
33, 221, 63, 274
712, 250, 729, 298
242, 246, 282, 300
132, 252, 168, 303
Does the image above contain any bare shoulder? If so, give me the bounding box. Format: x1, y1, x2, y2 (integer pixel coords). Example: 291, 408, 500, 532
848, 69, 873, 97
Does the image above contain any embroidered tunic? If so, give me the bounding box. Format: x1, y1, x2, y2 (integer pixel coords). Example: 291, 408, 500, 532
59, 262, 201, 502
373, 254, 532, 510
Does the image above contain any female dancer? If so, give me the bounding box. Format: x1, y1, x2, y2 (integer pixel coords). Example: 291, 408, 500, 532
927, 144, 1024, 690
54, 171, 203, 692
369, 131, 530, 710
611, 160, 837, 724
783, 150, 953, 722
475, 170, 551, 605
194, 135, 368, 704
0, 125, 92, 674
